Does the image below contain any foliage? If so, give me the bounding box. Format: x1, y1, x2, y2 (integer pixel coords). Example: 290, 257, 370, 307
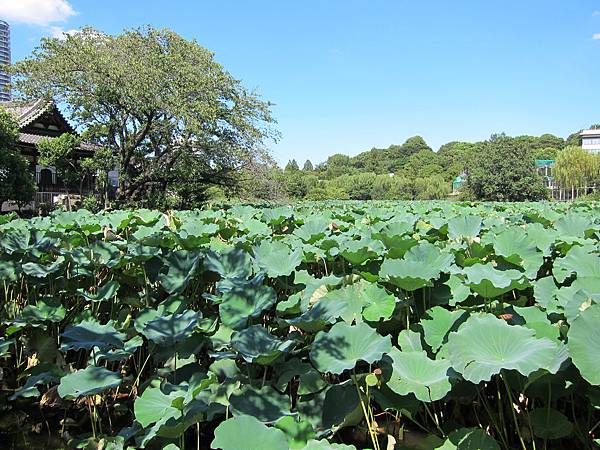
465, 136, 547, 201
1, 201, 599, 449
0, 110, 36, 208
553, 146, 600, 190
11, 26, 277, 207
303, 160, 314, 171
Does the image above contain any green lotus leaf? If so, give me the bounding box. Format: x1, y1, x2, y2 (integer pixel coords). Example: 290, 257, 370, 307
178, 220, 218, 239
310, 322, 392, 374
379, 242, 453, 291
533, 276, 559, 312
553, 213, 594, 240
553, 246, 600, 283
275, 359, 327, 396
397, 329, 423, 352
1, 228, 30, 254
57, 366, 121, 399
60, 320, 125, 352
219, 285, 276, 330
445, 274, 472, 306
302, 440, 358, 449
10, 363, 64, 399
134, 385, 182, 428
463, 263, 528, 298
18, 296, 66, 324
142, 310, 201, 346
262, 206, 293, 225
277, 270, 343, 316
229, 386, 293, 423
492, 228, 543, 279
312, 281, 396, 324
204, 248, 252, 280
22, 256, 65, 278
158, 250, 202, 294
95, 335, 144, 363
447, 215, 482, 240
254, 240, 303, 278
529, 407, 573, 439
420, 306, 467, 352
435, 427, 500, 450
339, 237, 384, 265
512, 306, 559, 341
567, 304, 600, 385
275, 416, 316, 449
212, 415, 289, 450
293, 218, 330, 243
0, 259, 18, 282
77, 280, 120, 302
0, 337, 13, 356
231, 325, 295, 365
361, 282, 397, 321
296, 381, 360, 433
386, 348, 451, 402
87, 241, 121, 268
447, 314, 567, 383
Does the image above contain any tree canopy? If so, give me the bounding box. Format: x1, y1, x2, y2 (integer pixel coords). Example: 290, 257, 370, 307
465, 136, 547, 201
11, 26, 277, 207
0, 110, 36, 208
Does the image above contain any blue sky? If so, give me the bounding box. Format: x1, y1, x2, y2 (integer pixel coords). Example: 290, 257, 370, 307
2, 0, 600, 165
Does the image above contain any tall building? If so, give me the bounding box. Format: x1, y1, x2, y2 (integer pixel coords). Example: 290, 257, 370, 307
580, 129, 600, 155
0, 20, 10, 102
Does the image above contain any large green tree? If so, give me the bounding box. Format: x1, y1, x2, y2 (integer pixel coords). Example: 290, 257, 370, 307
465, 136, 547, 201
553, 146, 600, 199
11, 27, 277, 206
0, 110, 36, 209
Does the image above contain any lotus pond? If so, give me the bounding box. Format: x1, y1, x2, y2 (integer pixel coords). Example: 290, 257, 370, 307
0, 201, 599, 450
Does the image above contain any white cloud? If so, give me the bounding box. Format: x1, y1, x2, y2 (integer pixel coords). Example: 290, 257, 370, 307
50, 26, 79, 39
594, 10, 600, 17
0, 0, 76, 26
593, 33, 600, 40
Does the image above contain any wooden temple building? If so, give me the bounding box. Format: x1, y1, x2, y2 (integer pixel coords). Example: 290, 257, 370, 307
1, 99, 104, 211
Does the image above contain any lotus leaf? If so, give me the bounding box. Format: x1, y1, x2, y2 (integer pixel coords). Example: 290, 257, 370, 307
420, 306, 467, 352
435, 427, 500, 449
158, 250, 202, 294
303, 440, 358, 449
231, 325, 295, 365
567, 303, 600, 385
142, 310, 201, 346
204, 248, 252, 280
397, 329, 423, 352
60, 320, 125, 352
310, 322, 392, 374
379, 242, 452, 291
386, 348, 452, 402
447, 314, 566, 383
229, 386, 293, 423
528, 407, 573, 439
275, 416, 316, 449
77, 280, 120, 302
254, 240, 303, 278
211, 415, 289, 450
57, 366, 121, 399
219, 285, 276, 329
463, 263, 527, 298
18, 296, 65, 324
447, 215, 482, 240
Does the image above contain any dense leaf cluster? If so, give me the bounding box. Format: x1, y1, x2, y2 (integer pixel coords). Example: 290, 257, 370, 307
0, 201, 599, 449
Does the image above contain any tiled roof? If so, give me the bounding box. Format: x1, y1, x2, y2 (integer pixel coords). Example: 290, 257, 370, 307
19, 132, 97, 152
580, 129, 600, 136
1, 98, 75, 133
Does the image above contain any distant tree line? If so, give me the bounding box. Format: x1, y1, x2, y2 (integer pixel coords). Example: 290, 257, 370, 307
240, 130, 599, 202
